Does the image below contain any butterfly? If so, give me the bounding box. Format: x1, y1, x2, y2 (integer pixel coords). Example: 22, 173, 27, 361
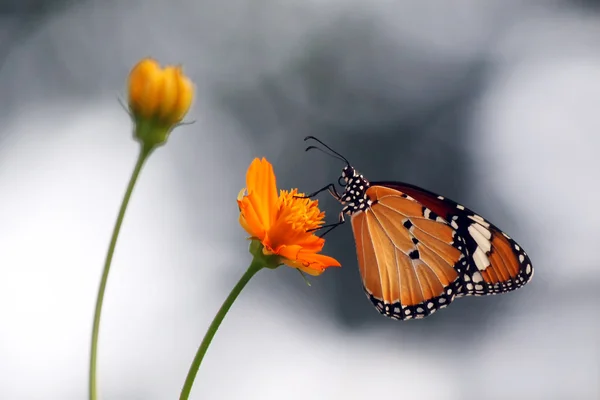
304, 136, 534, 320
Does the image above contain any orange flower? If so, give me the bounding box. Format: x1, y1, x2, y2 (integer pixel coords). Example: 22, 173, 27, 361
128, 58, 194, 126
127, 58, 194, 148
237, 158, 341, 276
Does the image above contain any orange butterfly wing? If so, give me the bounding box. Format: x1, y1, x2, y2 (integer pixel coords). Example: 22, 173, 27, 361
351, 186, 466, 320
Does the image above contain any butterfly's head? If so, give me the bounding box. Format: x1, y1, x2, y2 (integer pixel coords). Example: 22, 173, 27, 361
302, 135, 370, 212
339, 165, 356, 186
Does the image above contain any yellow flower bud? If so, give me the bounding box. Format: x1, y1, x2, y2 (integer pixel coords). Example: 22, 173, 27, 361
127, 58, 194, 148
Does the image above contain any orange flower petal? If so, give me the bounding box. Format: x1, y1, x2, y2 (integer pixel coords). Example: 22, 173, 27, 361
157, 66, 179, 120
282, 250, 341, 276
294, 234, 325, 252
297, 249, 341, 268
275, 244, 302, 261
173, 67, 194, 122
238, 212, 255, 238
278, 245, 341, 272
128, 58, 163, 118
265, 233, 324, 256
238, 196, 266, 238
291, 262, 326, 276
245, 158, 278, 231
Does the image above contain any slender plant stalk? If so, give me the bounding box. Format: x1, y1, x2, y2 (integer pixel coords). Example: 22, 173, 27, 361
179, 259, 264, 400
89, 144, 153, 400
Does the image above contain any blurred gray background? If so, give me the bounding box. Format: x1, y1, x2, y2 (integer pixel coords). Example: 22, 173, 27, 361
1, 0, 599, 399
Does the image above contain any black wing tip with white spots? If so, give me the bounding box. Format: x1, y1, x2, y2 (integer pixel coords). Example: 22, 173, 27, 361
459, 234, 534, 297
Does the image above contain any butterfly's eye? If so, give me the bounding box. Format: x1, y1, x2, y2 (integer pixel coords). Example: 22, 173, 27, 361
338, 176, 347, 187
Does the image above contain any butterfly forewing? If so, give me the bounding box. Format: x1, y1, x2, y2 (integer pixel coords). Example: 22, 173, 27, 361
351, 185, 468, 320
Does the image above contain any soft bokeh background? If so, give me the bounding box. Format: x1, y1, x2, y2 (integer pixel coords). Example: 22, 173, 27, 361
1, 1, 599, 399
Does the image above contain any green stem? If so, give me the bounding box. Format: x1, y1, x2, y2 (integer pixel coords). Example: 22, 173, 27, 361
89, 144, 153, 400
179, 259, 265, 400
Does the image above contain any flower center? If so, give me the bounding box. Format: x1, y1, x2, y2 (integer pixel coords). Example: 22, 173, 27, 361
278, 189, 325, 233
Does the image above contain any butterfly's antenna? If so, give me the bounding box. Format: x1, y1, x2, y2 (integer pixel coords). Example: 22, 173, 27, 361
304, 136, 350, 166
305, 145, 348, 164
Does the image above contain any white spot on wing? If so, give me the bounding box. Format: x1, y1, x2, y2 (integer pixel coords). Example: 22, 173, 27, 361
473, 247, 491, 271
423, 208, 431, 219
468, 224, 492, 253
468, 214, 491, 228
456, 204, 465, 210
472, 271, 483, 283
472, 222, 492, 240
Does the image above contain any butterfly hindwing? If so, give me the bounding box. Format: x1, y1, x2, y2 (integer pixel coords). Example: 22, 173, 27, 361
371, 182, 534, 298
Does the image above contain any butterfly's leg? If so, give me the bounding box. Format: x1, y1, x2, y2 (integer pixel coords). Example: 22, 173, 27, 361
309, 212, 346, 238
297, 183, 340, 200
327, 184, 342, 201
